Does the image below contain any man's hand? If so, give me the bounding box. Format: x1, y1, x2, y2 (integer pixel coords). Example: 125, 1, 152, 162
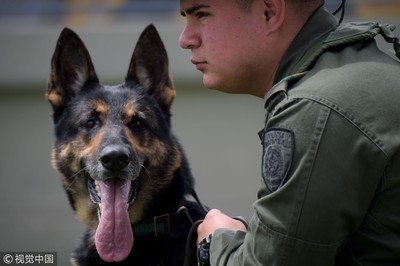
197, 209, 248, 244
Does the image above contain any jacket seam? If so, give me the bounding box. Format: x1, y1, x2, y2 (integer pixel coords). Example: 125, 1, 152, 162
290, 94, 389, 158
254, 213, 344, 249
292, 106, 331, 237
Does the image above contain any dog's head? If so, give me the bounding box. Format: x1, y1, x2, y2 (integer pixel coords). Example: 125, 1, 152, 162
47, 25, 183, 262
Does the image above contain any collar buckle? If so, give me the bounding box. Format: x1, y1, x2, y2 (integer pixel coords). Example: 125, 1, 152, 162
153, 213, 171, 237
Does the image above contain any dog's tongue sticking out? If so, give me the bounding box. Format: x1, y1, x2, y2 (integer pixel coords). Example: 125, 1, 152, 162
95, 179, 133, 262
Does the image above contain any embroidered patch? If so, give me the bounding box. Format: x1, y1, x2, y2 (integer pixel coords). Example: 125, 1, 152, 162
262, 129, 294, 192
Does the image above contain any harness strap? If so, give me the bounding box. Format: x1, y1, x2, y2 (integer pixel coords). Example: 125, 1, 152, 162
133, 206, 193, 237
133, 189, 208, 237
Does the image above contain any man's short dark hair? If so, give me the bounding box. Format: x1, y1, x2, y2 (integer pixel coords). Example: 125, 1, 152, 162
235, 0, 324, 11
234, 0, 255, 11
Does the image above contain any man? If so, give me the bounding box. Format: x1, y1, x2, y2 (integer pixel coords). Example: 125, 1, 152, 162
180, 0, 400, 265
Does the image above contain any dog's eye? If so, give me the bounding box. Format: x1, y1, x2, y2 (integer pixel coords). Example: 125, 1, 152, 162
82, 120, 96, 129
131, 118, 146, 130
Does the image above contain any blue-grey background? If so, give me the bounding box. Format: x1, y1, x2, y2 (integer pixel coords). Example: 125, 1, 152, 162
0, 1, 399, 264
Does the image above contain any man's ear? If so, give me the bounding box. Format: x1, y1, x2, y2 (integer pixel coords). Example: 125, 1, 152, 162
263, 0, 286, 34
47, 28, 99, 113
126, 24, 175, 111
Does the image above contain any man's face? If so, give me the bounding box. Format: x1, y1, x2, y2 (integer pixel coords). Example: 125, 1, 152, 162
179, 0, 271, 95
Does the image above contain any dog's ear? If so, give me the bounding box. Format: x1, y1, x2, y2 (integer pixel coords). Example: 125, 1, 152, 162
126, 24, 175, 111
47, 28, 99, 113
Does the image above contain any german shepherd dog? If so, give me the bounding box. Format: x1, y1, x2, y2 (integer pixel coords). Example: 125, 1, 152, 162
46, 25, 206, 265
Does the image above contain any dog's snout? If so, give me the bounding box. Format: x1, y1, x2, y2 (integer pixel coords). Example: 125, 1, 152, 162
99, 145, 130, 171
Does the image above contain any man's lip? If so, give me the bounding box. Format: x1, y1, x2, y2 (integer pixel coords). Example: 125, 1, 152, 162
191, 59, 207, 70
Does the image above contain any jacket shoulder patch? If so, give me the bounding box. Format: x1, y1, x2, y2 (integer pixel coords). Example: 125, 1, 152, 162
262, 128, 295, 192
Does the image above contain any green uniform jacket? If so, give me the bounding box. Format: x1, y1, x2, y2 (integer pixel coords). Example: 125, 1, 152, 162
210, 7, 400, 266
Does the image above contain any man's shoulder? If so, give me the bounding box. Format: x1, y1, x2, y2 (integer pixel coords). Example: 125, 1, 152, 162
291, 38, 400, 101
284, 41, 400, 154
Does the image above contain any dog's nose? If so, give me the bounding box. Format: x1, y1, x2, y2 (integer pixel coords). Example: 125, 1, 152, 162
99, 145, 130, 171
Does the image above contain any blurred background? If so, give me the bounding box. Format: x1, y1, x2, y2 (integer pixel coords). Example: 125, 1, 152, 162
0, 0, 399, 264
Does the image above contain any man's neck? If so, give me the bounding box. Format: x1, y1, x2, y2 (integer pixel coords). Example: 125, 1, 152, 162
273, 6, 337, 85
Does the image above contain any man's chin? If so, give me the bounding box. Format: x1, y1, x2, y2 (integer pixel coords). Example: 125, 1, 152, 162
202, 75, 222, 91
202, 76, 241, 94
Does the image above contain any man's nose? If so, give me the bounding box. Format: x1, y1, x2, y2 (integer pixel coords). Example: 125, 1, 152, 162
179, 25, 200, 49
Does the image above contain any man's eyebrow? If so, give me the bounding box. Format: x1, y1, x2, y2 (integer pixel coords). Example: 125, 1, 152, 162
180, 4, 210, 16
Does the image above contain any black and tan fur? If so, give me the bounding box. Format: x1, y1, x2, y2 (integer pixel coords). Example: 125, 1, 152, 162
47, 25, 205, 265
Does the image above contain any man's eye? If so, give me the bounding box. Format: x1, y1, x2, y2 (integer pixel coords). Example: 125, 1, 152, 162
195, 11, 209, 19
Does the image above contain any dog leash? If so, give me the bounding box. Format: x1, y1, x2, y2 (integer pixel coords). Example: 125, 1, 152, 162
183, 219, 203, 266
183, 189, 249, 266
190, 188, 210, 214
183, 216, 249, 266
182, 189, 208, 266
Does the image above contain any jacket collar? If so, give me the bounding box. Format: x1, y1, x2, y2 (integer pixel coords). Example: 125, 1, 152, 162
273, 6, 338, 86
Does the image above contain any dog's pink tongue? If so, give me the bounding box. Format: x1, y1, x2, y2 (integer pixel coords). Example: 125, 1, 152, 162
95, 179, 133, 262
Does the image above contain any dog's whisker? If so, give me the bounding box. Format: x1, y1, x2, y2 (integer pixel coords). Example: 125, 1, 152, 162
101, 181, 111, 189
64, 166, 89, 192
121, 181, 131, 189
140, 164, 150, 177
140, 164, 154, 185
